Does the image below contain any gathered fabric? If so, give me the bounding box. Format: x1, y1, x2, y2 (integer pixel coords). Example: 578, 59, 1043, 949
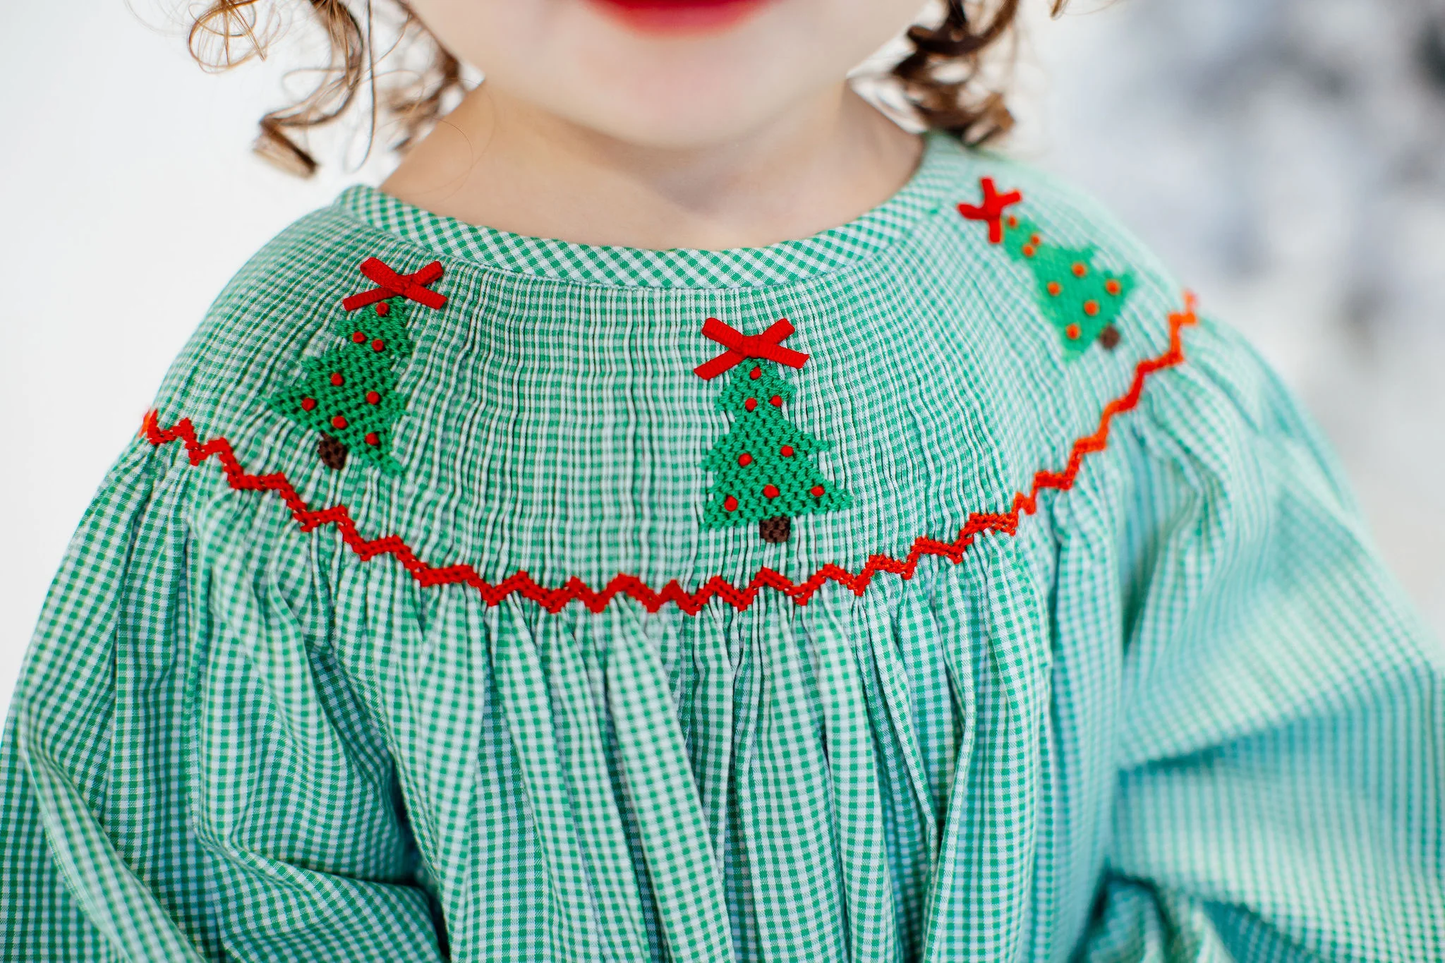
3, 130, 1440, 962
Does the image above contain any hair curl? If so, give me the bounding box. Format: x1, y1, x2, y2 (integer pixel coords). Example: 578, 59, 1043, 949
186, 0, 1053, 176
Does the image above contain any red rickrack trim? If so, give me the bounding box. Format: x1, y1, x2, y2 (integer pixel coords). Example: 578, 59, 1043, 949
142, 294, 1197, 616
341, 258, 448, 312
957, 177, 1023, 244
693, 317, 809, 381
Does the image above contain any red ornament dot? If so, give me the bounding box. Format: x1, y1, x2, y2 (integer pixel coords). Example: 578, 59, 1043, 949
330, 371, 344, 386
745, 398, 758, 412
1047, 282, 1063, 297
780, 445, 795, 457
365, 391, 381, 405
749, 366, 762, 380
300, 397, 317, 411
1106, 279, 1123, 296
762, 484, 781, 499
364, 432, 380, 446
1065, 324, 1082, 340
1030, 233, 1042, 246
1072, 262, 1088, 278
810, 485, 825, 498
1083, 300, 1100, 317
738, 453, 753, 467
1006, 215, 1019, 228
723, 495, 739, 512
351, 331, 367, 344
372, 339, 386, 352
331, 415, 348, 430
768, 395, 783, 407
375, 302, 390, 316
1022, 244, 1037, 258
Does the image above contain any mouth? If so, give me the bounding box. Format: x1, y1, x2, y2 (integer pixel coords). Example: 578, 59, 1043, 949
583, 0, 773, 36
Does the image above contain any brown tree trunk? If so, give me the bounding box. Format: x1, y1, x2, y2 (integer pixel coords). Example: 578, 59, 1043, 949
318, 433, 348, 470
759, 516, 791, 544
1098, 324, 1122, 350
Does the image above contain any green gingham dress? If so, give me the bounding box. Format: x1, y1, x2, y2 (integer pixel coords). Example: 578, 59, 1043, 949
3, 130, 1442, 961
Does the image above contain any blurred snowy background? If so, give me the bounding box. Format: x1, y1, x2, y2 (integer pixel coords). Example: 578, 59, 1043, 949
2, 0, 1443, 715
1015, 0, 1445, 634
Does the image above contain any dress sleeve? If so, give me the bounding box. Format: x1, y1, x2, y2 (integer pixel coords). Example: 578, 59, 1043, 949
0, 433, 445, 961
1077, 317, 1445, 961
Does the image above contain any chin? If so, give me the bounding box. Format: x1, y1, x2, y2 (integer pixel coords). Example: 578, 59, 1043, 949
504, 64, 789, 152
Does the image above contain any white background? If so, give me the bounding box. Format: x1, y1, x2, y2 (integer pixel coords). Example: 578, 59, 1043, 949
3, 0, 1442, 719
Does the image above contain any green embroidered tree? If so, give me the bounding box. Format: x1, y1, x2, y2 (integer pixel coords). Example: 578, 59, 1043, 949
694, 318, 850, 544
961, 177, 1135, 361
999, 214, 1135, 360
268, 298, 413, 473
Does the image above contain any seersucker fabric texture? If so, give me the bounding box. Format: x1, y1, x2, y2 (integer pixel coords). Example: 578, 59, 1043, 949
2, 130, 1442, 961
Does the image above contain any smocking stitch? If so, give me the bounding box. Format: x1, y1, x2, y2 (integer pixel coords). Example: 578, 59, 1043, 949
266, 258, 448, 473
695, 317, 851, 543
960, 177, 1135, 361
141, 295, 1198, 615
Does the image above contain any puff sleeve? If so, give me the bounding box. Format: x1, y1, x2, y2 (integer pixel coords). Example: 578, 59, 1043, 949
1077, 318, 1445, 961
0, 433, 446, 961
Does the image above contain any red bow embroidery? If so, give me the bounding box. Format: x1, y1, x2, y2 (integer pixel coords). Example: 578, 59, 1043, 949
342, 258, 448, 312
693, 317, 810, 380
957, 177, 1023, 244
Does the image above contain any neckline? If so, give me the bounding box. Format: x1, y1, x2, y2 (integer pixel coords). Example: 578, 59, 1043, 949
332, 129, 961, 290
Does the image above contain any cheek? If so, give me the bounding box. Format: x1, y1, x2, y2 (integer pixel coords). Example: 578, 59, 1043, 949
409, 0, 928, 148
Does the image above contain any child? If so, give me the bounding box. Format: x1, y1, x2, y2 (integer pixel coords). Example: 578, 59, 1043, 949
2, 0, 1441, 959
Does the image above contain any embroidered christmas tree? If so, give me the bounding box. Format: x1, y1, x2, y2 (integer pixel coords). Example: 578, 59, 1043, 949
960, 177, 1135, 361
268, 299, 413, 473
267, 258, 446, 473
694, 317, 850, 544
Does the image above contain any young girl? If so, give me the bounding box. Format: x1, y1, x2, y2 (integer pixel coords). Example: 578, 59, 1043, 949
2, 0, 1440, 959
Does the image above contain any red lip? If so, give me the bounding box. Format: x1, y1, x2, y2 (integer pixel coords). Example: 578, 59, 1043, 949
584, 0, 771, 35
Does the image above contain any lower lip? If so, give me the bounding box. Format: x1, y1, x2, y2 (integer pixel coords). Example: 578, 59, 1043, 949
584, 0, 771, 35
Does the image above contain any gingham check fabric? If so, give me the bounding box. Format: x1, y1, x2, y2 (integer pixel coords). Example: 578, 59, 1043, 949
3, 131, 1441, 961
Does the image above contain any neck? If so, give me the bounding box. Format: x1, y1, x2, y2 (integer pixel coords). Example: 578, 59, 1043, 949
379, 81, 925, 250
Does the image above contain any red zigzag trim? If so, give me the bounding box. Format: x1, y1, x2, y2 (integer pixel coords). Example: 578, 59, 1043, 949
140, 295, 1198, 616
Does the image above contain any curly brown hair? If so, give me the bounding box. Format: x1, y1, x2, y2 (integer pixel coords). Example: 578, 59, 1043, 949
187, 0, 1053, 177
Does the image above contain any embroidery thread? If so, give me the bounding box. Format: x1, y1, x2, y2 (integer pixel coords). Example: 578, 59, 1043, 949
143, 296, 1198, 615
960, 177, 1134, 360
694, 317, 851, 543
267, 258, 447, 473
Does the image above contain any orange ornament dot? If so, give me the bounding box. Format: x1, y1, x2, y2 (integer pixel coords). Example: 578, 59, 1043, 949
1047, 282, 1063, 297
1030, 233, 1042, 246
352, 331, 367, 344
749, 366, 762, 380
1065, 324, 1082, 340
300, 397, 317, 411
780, 445, 795, 457
330, 372, 344, 386
810, 485, 825, 498
1083, 300, 1100, 316
1022, 245, 1037, 258
738, 453, 753, 467
331, 415, 348, 430
1072, 262, 1088, 278
723, 496, 739, 512
1007, 216, 1019, 228
1106, 279, 1122, 296
762, 484, 781, 499
745, 398, 758, 412
364, 432, 379, 446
